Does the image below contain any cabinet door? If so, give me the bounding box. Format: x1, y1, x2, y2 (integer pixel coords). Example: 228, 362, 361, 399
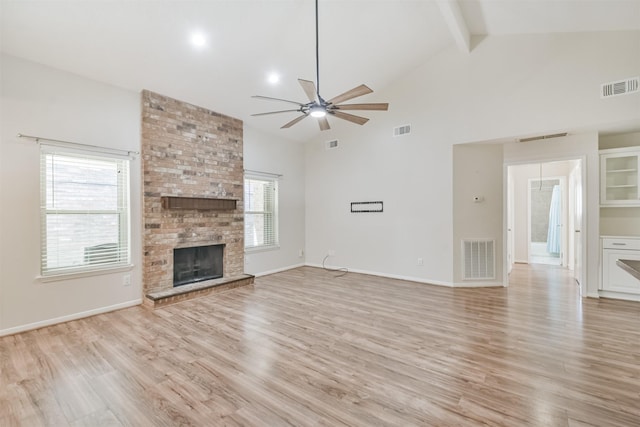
601, 152, 640, 205
602, 250, 640, 294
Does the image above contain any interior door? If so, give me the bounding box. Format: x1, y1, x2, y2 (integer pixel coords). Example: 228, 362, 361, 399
507, 167, 514, 274
572, 162, 583, 289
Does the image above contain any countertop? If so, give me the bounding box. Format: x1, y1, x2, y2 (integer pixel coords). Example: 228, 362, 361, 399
616, 259, 640, 281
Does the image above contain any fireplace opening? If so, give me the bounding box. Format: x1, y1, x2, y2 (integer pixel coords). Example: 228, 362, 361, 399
173, 244, 224, 287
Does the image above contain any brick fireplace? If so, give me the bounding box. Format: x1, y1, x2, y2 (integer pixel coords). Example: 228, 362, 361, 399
141, 90, 253, 307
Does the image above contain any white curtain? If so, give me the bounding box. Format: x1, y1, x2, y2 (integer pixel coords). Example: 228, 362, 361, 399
546, 185, 561, 254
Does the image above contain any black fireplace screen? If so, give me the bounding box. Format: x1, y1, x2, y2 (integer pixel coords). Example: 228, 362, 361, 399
173, 244, 224, 287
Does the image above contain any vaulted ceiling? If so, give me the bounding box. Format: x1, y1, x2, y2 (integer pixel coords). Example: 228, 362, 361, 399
2, 0, 639, 141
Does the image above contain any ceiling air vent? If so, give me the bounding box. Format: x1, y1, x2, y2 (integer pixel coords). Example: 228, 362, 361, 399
601, 76, 639, 98
393, 124, 411, 137
518, 132, 568, 143
325, 139, 339, 150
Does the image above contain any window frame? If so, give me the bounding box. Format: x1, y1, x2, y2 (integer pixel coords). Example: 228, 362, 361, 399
244, 173, 279, 252
39, 146, 132, 278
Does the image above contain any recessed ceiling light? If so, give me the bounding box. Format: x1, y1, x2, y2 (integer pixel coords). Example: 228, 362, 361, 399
267, 73, 280, 84
190, 32, 206, 48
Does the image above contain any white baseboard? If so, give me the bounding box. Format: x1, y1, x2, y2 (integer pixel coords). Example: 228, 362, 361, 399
252, 263, 306, 278
305, 263, 505, 288
598, 290, 640, 302
306, 263, 504, 288
0, 299, 142, 337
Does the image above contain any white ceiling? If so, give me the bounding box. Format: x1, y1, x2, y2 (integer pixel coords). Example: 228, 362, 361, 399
2, 0, 639, 141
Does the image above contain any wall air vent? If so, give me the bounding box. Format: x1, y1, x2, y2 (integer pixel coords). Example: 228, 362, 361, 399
462, 239, 495, 280
601, 76, 639, 98
326, 139, 339, 150
518, 132, 568, 143
393, 124, 411, 137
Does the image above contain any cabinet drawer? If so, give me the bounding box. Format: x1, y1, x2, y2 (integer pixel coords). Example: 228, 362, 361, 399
602, 238, 640, 250
602, 250, 640, 294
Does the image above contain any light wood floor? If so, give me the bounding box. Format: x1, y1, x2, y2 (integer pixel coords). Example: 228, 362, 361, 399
1, 265, 639, 426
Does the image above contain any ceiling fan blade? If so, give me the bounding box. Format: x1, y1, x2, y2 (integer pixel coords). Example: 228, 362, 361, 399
281, 114, 308, 129
252, 109, 301, 117
252, 95, 304, 107
331, 111, 369, 126
333, 103, 389, 111
298, 79, 318, 103
327, 84, 373, 105
252, 109, 300, 117
318, 117, 330, 131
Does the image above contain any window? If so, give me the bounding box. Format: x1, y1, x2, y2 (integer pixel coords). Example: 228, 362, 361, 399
244, 175, 278, 250
40, 148, 130, 276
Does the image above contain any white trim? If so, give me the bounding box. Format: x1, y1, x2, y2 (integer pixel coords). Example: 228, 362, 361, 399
243, 169, 282, 179
305, 262, 444, 285
0, 299, 142, 337
244, 245, 280, 254
598, 291, 640, 302
37, 264, 134, 283
252, 263, 305, 277
306, 262, 502, 288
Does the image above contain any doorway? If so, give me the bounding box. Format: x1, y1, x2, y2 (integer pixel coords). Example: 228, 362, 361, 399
506, 159, 584, 290
528, 177, 565, 266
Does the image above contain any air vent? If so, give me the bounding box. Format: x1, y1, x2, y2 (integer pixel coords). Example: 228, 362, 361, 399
601, 76, 639, 98
462, 239, 495, 280
326, 139, 338, 150
518, 132, 568, 143
393, 124, 411, 137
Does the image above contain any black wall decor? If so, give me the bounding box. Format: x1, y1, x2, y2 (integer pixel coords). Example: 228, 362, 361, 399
351, 201, 383, 213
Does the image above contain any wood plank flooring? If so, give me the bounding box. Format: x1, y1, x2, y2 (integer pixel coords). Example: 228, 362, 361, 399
1, 264, 639, 426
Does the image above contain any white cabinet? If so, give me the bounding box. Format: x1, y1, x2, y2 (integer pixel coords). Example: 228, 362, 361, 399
600, 147, 640, 206
601, 237, 640, 296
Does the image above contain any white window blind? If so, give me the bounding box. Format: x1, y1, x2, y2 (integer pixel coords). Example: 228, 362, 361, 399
244, 175, 278, 250
40, 148, 131, 276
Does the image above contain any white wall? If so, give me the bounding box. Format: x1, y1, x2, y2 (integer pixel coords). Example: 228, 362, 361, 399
243, 126, 306, 276
452, 143, 504, 285
0, 55, 307, 334
305, 31, 638, 288
0, 54, 142, 335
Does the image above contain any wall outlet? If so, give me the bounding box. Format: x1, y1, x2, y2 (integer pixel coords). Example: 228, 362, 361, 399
298, 249, 304, 257
328, 249, 335, 256
417, 258, 424, 266
123, 274, 131, 287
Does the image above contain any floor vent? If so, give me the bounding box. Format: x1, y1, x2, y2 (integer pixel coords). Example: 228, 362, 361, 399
326, 139, 339, 150
463, 239, 495, 280
393, 124, 411, 137
601, 76, 639, 98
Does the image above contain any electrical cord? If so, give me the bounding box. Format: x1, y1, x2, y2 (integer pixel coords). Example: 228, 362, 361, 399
322, 255, 348, 277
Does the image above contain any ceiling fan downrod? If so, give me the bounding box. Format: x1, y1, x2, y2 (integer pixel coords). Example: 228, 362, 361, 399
250, 0, 389, 131
315, 0, 321, 101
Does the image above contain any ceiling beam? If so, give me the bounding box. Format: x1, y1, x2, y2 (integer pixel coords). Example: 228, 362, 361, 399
437, 0, 471, 53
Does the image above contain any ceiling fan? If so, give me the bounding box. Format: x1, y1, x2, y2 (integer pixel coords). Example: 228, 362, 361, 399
251, 0, 389, 131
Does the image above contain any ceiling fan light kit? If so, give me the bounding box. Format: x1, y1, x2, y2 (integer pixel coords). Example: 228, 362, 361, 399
309, 105, 327, 118
252, 0, 388, 131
